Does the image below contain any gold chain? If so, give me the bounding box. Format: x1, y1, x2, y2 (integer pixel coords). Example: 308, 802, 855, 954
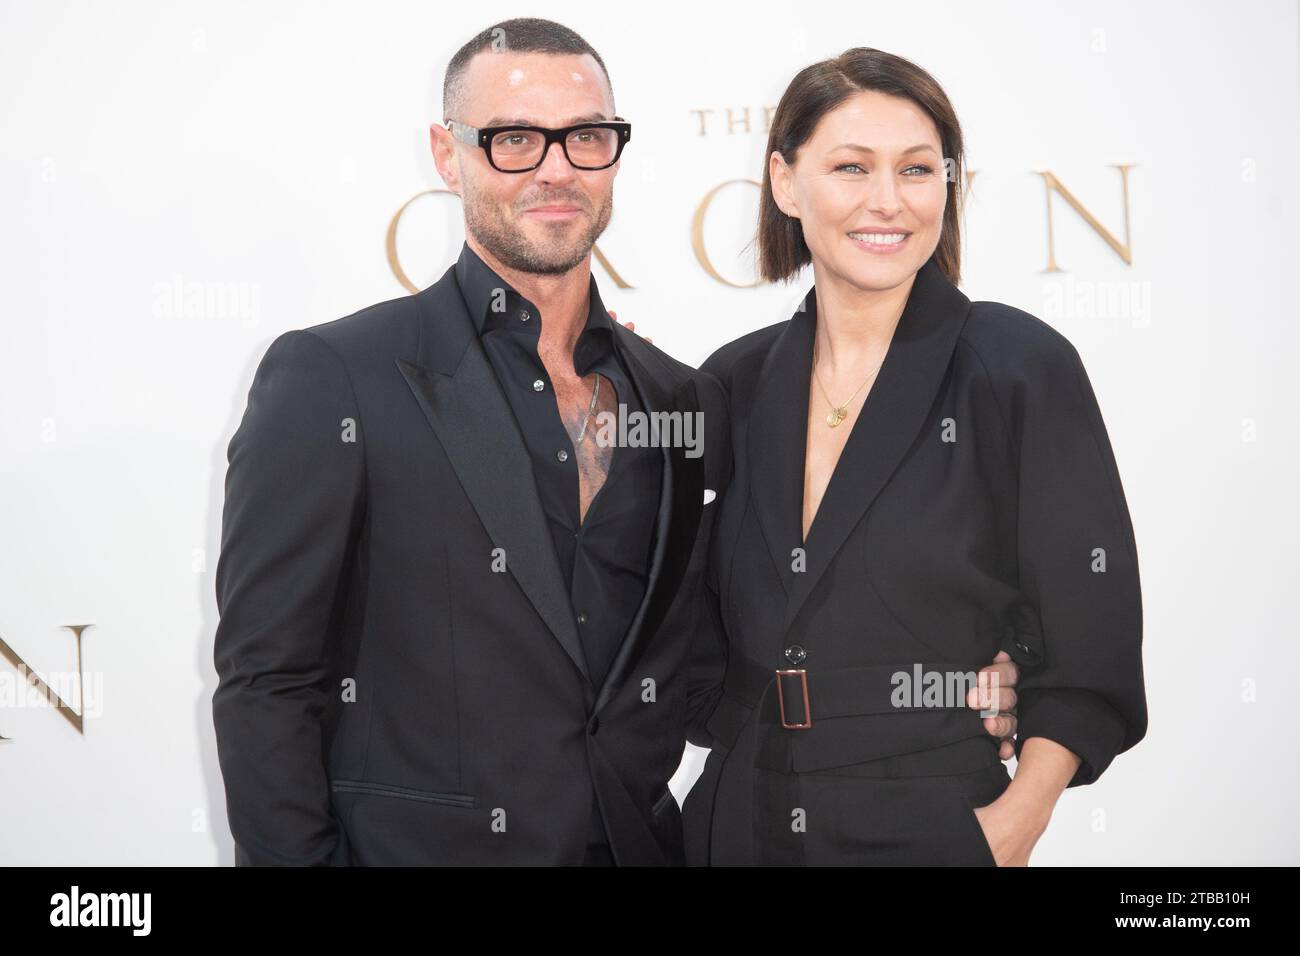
812, 340, 882, 427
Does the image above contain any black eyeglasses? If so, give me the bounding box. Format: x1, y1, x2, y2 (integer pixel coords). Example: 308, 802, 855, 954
445, 117, 631, 173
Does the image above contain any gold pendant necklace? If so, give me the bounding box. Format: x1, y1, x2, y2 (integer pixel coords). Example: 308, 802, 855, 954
813, 340, 882, 428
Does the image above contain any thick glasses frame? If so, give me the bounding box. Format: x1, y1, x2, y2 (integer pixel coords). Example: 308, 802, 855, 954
445, 117, 631, 172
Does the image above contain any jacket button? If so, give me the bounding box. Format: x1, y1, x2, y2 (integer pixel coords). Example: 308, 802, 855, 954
588, 715, 600, 735
784, 645, 807, 665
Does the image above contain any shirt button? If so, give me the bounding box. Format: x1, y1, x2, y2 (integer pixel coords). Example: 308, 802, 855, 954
577, 612, 587, 625
784, 645, 807, 665
519, 309, 531, 322
556, 449, 569, 463
532, 379, 545, 392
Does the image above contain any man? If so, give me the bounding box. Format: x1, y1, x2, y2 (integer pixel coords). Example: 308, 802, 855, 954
211, 17, 1020, 866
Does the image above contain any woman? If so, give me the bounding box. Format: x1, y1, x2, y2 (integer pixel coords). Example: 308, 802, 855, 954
680, 48, 1147, 866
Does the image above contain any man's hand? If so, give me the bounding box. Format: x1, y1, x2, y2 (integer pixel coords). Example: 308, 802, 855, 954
967, 650, 1019, 762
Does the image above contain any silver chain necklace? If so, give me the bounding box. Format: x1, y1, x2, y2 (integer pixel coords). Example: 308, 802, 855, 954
573, 372, 601, 445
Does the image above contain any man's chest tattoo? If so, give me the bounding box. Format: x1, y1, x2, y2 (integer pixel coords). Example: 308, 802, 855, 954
560, 374, 619, 521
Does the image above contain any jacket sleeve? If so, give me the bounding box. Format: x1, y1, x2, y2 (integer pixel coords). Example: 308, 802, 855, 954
1006, 332, 1147, 788
211, 329, 366, 864
684, 369, 730, 749
684, 571, 728, 749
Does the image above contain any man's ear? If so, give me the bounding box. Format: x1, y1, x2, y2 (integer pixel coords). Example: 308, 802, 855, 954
430, 123, 461, 195
769, 150, 798, 219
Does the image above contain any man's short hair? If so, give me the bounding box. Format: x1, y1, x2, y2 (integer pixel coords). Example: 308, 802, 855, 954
443, 17, 614, 121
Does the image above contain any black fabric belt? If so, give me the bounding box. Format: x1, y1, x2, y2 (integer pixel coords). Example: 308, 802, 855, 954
704, 655, 1000, 778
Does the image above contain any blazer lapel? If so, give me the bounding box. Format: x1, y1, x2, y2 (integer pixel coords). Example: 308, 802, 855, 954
775, 257, 973, 636
396, 265, 590, 685
593, 327, 704, 714
747, 292, 815, 597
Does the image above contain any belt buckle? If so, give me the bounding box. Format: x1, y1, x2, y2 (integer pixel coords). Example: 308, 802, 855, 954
774, 668, 812, 729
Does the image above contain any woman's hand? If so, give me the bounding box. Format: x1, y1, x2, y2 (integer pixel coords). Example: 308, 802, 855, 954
968, 650, 1019, 762
609, 309, 652, 343
972, 735, 1083, 865
972, 790, 1051, 866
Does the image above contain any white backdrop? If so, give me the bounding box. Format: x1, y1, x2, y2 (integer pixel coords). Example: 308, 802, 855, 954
1, 0, 1297, 865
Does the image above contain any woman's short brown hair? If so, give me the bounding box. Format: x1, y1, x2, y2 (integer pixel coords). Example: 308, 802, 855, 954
757, 47, 965, 286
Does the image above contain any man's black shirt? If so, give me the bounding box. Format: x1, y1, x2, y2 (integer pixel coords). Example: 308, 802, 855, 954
452, 241, 663, 861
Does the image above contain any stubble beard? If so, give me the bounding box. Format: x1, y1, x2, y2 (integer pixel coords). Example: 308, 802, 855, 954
464, 181, 613, 276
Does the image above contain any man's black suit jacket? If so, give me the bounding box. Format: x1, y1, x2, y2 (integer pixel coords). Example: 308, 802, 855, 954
211, 261, 730, 865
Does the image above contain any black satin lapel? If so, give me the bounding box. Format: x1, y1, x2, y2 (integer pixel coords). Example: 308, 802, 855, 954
783, 258, 972, 635
594, 334, 704, 713
398, 274, 589, 684
748, 291, 816, 596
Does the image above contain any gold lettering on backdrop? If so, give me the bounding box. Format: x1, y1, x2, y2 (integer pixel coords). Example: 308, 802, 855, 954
691, 178, 763, 289
591, 245, 634, 290
386, 189, 456, 293
387, 189, 634, 293
964, 169, 978, 211
1037, 164, 1135, 272
0, 624, 94, 738
387, 167, 1137, 291
725, 107, 751, 135
690, 107, 778, 137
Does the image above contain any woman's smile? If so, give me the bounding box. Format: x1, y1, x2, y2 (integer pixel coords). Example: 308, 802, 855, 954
848, 229, 912, 254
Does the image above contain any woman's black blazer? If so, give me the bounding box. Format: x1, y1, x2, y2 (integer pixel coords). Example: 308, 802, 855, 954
681, 255, 1148, 865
